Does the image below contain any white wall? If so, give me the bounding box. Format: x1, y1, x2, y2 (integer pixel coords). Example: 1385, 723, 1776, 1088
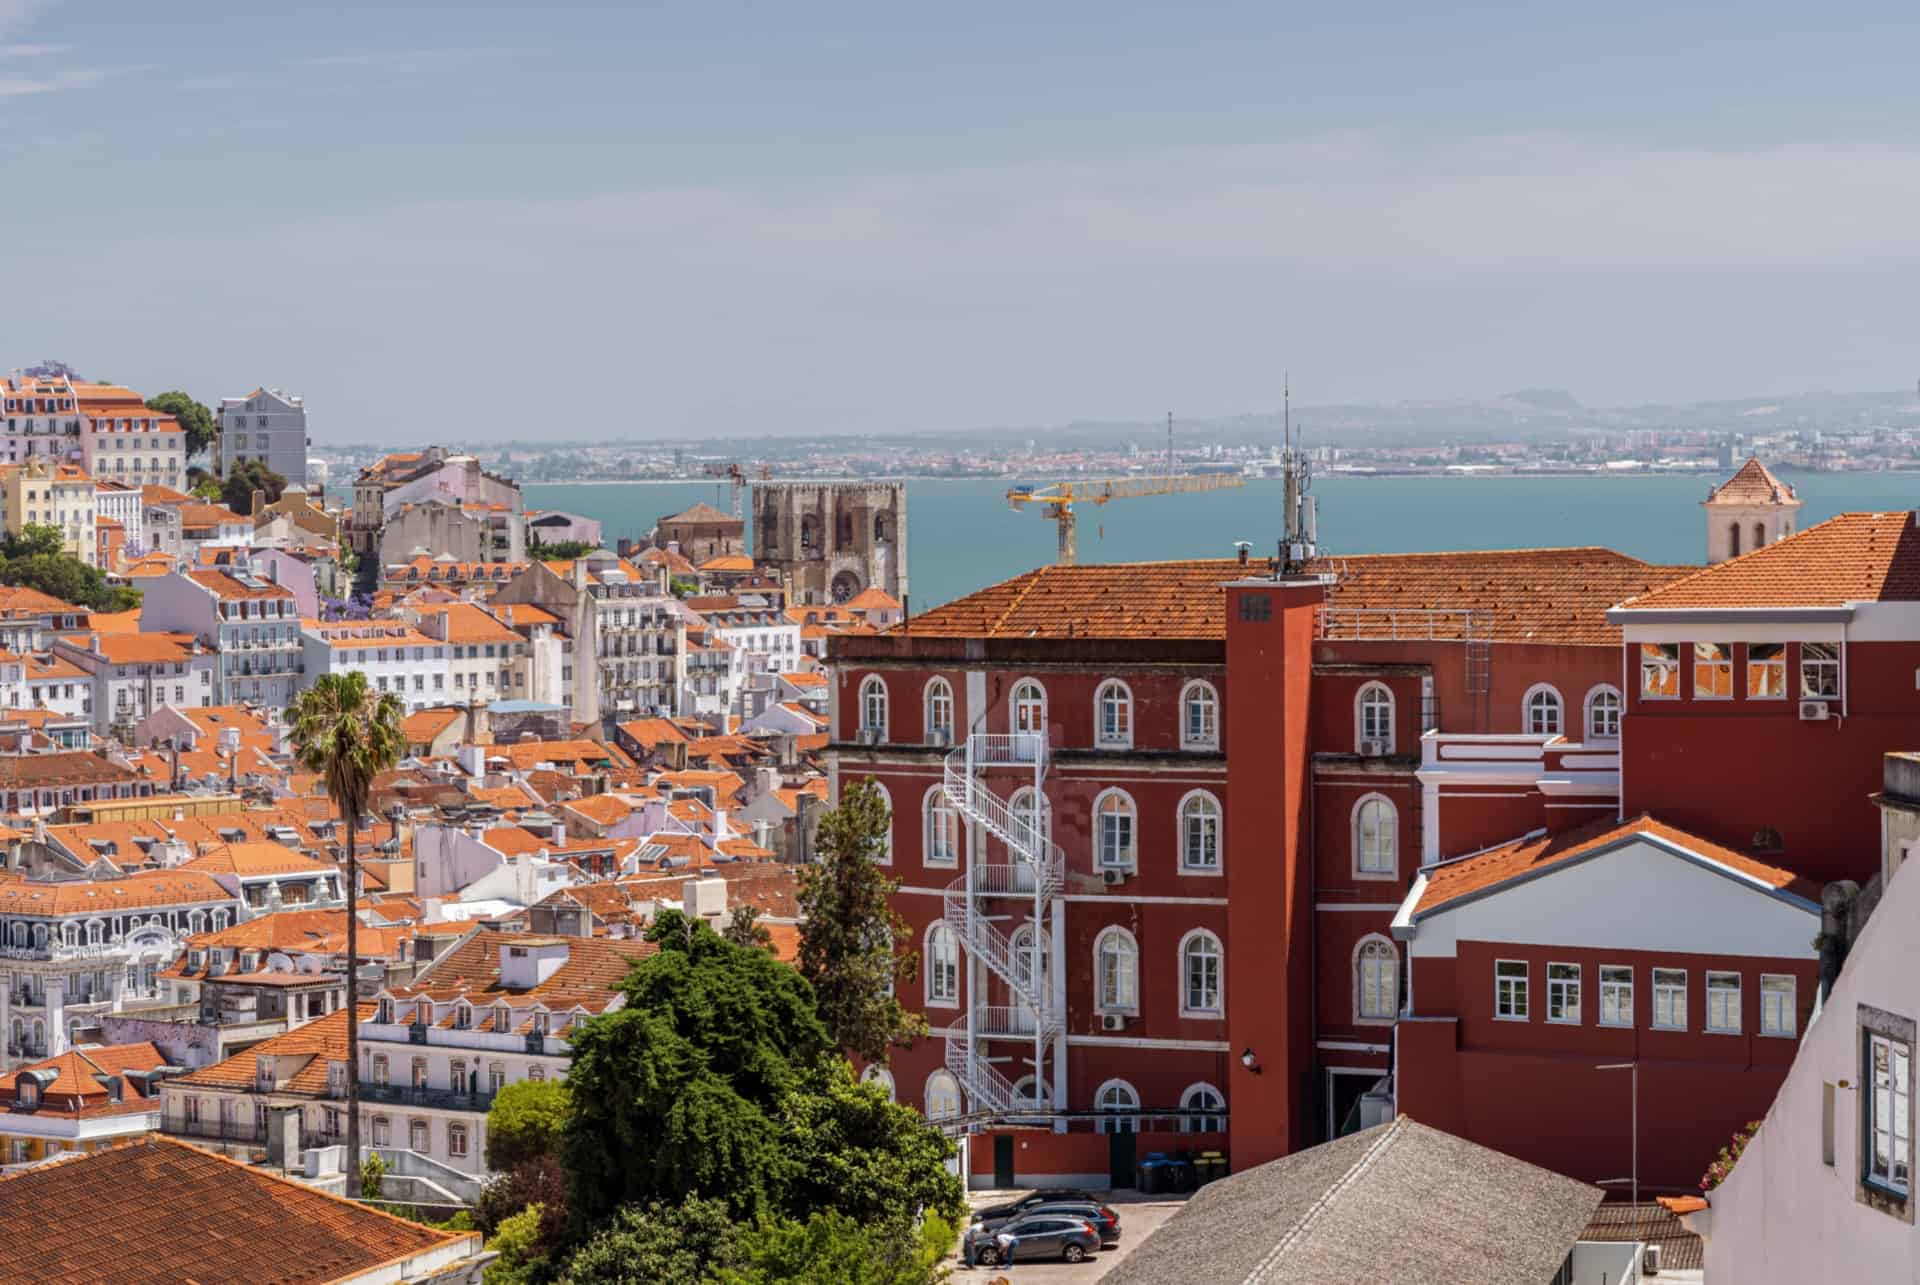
1407, 838, 1819, 962
1700, 856, 1920, 1283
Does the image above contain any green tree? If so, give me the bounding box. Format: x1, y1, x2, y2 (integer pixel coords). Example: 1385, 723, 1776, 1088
0, 528, 142, 612
717, 1211, 955, 1285
485, 1204, 551, 1285
191, 478, 223, 502
777, 1059, 965, 1228
797, 780, 926, 1063
722, 903, 774, 953
2, 524, 63, 560
146, 390, 215, 459
557, 1198, 744, 1285
290, 671, 405, 1184
359, 1151, 387, 1202
485, 1080, 571, 1173
670, 576, 698, 599
527, 533, 598, 561
221, 458, 287, 515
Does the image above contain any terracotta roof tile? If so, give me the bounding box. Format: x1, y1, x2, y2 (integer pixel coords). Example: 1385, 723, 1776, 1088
180, 841, 331, 877
1411, 814, 1819, 917
175, 1004, 369, 1096
388, 929, 653, 1008
1705, 458, 1799, 506
1617, 512, 1920, 610
0, 869, 229, 915
0, 1133, 473, 1283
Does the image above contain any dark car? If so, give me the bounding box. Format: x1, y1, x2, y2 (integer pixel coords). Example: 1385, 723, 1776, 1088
971, 1187, 1099, 1224
971, 1200, 1121, 1246
972, 1214, 1102, 1266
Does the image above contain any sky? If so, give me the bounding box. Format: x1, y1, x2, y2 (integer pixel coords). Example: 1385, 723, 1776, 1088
7, 1, 1920, 442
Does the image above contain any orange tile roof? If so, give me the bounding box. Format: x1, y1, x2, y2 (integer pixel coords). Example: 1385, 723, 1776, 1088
617, 717, 689, 749
181, 841, 331, 877
0, 1134, 475, 1283
497, 738, 633, 772
698, 553, 753, 572
175, 1004, 370, 1095
898, 550, 1691, 646
90, 631, 199, 664
0, 868, 231, 914
402, 707, 461, 744
421, 601, 522, 645
495, 602, 559, 627
659, 500, 740, 526
560, 794, 637, 826
1705, 458, 1798, 506
2, 1042, 167, 1114
1411, 814, 1819, 918
388, 929, 654, 1008
85, 609, 143, 634
176, 502, 248, 529
1617, 512, 1920, 610
636, 546, 697, 575
186, 569, 293, 601
302, 620, 439, 650
844, 586, 902, 610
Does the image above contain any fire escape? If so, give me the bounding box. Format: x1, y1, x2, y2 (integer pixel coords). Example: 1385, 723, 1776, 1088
940, 731, 1062, 1120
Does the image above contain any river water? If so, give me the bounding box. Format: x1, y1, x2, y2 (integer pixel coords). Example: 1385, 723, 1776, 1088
518, 472, 1920, 611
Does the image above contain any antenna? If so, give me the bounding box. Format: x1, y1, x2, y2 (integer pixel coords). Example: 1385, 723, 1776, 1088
1166, 411, 1174, 475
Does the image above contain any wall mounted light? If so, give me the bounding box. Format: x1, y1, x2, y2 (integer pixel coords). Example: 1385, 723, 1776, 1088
1241, 1047, 1261, 1074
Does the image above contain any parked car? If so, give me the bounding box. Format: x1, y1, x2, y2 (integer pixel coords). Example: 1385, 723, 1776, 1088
972, 1201, 1122, 1246
972, 1215, 1103, 1266
971, 1187, 1099, 1224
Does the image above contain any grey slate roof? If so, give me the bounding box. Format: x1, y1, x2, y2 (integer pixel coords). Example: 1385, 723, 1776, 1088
1103, 1117, 1604, 1285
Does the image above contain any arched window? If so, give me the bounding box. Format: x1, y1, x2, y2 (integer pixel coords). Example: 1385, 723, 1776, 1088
924, 1070, 961, 1121
923, 677, 954, 745
860, 1064, 895, 1101
1009, 786, 1051, 852
1352, 795, 1398, 878
1178, 791, 1222, 872
1753, 522, 1766, 551
1355, 935, 1399, 1023
1011, 679, 1047, 736
85, 920, 102, 945
1095, 680, 1133, 748
1094, 790, 1136, 870
1009, 923, 1050, 998
1180, 929, 1223, 1016
1011, 1076, 1051, 1111
1094, 927, 1139, 1013
924, 922, 959, 1007
1584, 685, 1623, 741
923, 786, 960, 867
1355, 683, 1394, 754
868, 782, 893, 864
1729, 522, 1742, 557
1523, 684, 1563, 737
1181, 680, 1220, 749
1095, 1079, 1140, 1134
1180, 1082, 1226, 1133
858, 675, 888, 739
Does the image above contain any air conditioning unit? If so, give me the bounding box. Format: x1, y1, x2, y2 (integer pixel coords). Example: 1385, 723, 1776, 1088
1798, 700, 1831, 721
1101, 1014, 1127, 1032
928, 729, 951, 747
1102, 869, 1127, 887
1359, 738, 1387, 757
857, 727, 882, 745
1642, 1242, 1662, 1275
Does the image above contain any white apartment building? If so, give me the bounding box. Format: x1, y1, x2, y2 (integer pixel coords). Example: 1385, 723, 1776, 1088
493, 554, 684, 722
140, 568, 302, 707
299, 621, 451, 711
95, 481, 141, 555
216, 387, 309, 486
53, 631, 217, 736
412, 602, 533, 704
357, 931, 653, 1176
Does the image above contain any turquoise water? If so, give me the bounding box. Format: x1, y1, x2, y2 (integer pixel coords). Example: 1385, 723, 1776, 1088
522, 473, 1920, 611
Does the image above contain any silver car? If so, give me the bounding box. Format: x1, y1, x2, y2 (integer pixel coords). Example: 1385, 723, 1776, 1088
972, 1214, 1102, 1265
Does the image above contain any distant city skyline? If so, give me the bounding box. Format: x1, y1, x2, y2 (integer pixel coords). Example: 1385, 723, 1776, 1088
12, 2, 1920, 441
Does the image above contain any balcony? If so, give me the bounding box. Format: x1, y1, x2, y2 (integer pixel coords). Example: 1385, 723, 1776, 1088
171, 1118, 267, 1145
359, 1082, 496, 1113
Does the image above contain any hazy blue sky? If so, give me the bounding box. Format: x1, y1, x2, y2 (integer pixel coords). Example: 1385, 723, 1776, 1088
8, 1, 1920, 441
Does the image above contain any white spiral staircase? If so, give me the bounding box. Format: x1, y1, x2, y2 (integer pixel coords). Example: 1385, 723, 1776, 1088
940, 731, 1062, 1119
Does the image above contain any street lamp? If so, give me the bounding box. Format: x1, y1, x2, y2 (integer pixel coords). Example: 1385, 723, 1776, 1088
1597, 1061, 1639, 1242
1240, 1048, 1261, 1074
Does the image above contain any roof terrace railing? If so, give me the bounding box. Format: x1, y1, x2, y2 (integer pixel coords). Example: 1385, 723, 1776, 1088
1317, 606, 1491, 642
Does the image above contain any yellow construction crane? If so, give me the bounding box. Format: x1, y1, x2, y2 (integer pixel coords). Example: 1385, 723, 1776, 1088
1007, 472, 1246, 564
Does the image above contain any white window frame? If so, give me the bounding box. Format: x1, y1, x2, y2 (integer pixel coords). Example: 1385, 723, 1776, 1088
1010, 922, 1050, 998
1599, 965, 1633, 1028
1009, 786, 1051, 851
1094, 926, 1139, 1014
1522, 684, 1564, 737
1652, 968, 1688, 1030
923, 676, 954, 743
923, 922, 959, 1009
1640, 643, 1680, 699
861, 1064, 895, 1101
1354, 934, 1398, 1025
1355, 682, 1394, 754
1706, 970, 1742, 1034
1179, 1082, 1226, 1133
923, 785, 960, 868
1760, 973, 1796, 1038
1694, 643, 1735, 700
1179, 929, 1224, 1017
1802, 642, 1841, 699
1095, 1078, 1140, 1134
1094, 678, 1134, 750
1584, 685, 1623, 741
1010, 678, 1047, 735
1093, 787, 1137, 871
1180, 680, 1220, 750
1747, 644, 1787, 700
1866, 1028, 1913, 1197
1546, 962, 1581, 1025
858, 674, 888, 738
1177, 790, 1222, 874
924, 1070, 961, 1121
1352, 793, 1398, 880
1494, 959, 1529, 1021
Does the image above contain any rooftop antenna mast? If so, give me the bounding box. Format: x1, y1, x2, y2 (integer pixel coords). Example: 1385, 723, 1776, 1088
1279, 371, 1318, 574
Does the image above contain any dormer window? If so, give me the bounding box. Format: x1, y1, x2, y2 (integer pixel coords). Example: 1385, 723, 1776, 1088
494, 1004, 510, 1032
454, 1004, 472, 1029
376, 998, 393, 1024
16, 1080, 36, 1109
532, 1012, 549, 1035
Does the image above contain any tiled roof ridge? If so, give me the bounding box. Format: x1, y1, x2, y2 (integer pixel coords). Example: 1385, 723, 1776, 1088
1707, 457, 1798, 505
1616, 510, 1911, 610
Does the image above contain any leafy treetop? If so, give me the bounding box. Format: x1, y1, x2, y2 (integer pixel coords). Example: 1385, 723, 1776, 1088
145, 390, 215, 459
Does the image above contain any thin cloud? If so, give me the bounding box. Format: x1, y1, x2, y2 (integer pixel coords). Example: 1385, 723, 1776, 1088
0, 42, 66, 57
294, 47, 527, 69
0, 64, 149, 97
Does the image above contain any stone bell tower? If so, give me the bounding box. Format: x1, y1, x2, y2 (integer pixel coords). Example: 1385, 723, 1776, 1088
1704, 458, 1801, 564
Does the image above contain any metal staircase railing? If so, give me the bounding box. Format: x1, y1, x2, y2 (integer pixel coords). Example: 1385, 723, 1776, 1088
939, 731, 1062, 1120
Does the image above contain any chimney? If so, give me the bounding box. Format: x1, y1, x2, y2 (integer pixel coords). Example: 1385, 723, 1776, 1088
389, 804, 404, 844
553, 823, 566, 848
251, 489, 265, 518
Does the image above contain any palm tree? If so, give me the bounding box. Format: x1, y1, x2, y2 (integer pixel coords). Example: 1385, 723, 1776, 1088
290, 670, 404, 1191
